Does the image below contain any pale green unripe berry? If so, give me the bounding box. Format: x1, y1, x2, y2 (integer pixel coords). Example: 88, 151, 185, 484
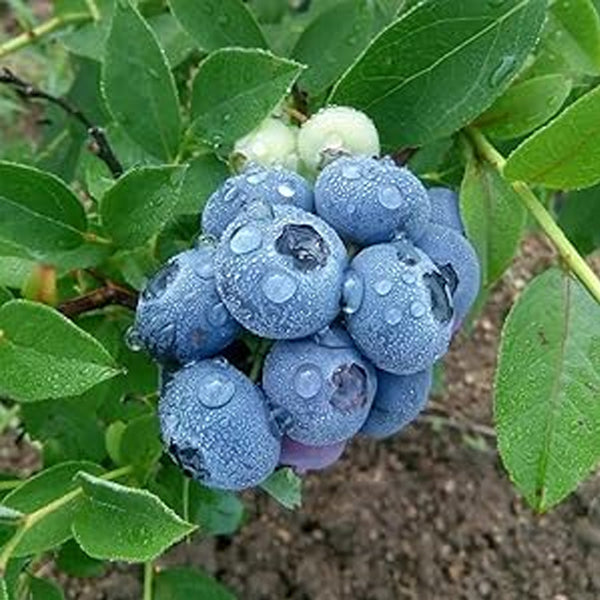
297, 106, 380, 173
233, 117, 299, 170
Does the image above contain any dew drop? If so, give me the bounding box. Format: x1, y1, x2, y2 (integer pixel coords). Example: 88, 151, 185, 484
224, 186, 239, 203
385, 306, 404, 326
125, 326, 144, 352
230, 224, 262, 255
489, 55, 516, 88
261, 272, 298, 304
246, 170, 269, 185
346, 202, 357, 216
378, 186, 404, 209
198, 374, 235, 409
341, 164, 361, 180
277, 183, 296, 199
209, 302, 229, 327
294, 364, 323, 399
410, 301, 426, 318
401, 270, 416, 285
191, 250, 215, 279
142, 260, 180, 301
342, 270, 364, 314
374, 279, 393, 296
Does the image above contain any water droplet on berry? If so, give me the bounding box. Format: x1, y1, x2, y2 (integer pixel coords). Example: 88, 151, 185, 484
246, 170, 268, 185
374, 279, 393, 296
230, 224, 262, 255
401, 270, 416, 285
346, 202, 357, 215
313, 326, 352, 349
294, 364, 323, 399
410, 301, 426, 318
198, 374, 235, 408
191, 250, 215, 279
342, 270, 364, 314
194, 233, 218, 249
224, 186, 238, 203
125, 326, 144, 352
142, 260, 180, 300
209, 302, 229, 327
341, 164, 361, 180
378, 186, 404, 209
277, 183, 296, 199
262, 272, 298, 304
385, 306, 403, 326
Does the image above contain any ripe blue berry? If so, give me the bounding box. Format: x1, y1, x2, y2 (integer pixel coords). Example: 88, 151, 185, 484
262, 328, 377, 445
159, 359, 280, 490
427, 187, 464, 233
361, 369, 432, 439
132, 247, 240, 364
344, 241, 454, 375
215, 205, 348, 339
314, 155, 431, 245
416, 223, 481, 323
279, 436, 346, 473
202, 164, 314, 238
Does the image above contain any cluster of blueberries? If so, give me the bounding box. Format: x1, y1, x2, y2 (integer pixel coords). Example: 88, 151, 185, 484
130, 111, 480, 492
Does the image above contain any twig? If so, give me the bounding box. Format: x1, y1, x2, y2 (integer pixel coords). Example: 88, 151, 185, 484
59, 282, 138, 317
392, 146, 419, 166
0, 67, 124, 178
418, 412, 497, 440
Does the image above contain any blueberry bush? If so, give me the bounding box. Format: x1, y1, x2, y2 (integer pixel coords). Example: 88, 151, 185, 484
0, 0, 600, 597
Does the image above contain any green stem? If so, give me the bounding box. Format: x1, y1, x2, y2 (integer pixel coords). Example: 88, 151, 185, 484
0, 465, 132, 575
465, 127, 600, 305
0, 13, 91, 59
143, 561, 154, 600
84, 0, 101, 21
250, 340, 271, 382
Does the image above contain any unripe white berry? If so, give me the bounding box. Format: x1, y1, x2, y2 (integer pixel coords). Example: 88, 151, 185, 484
297, 106, 380, 173
233, 117, 299, 170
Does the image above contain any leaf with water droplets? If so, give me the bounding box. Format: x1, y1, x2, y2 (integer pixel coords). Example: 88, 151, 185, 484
154, 567, 235, 600
0, 301, 121, 403
330, 0, 547, 148
101, 165, 188, 248
291, 0, 374, 96
189, 48, 305, 153
72, 473, 196, 561
476, 74, 572, 140
168, 0, 266, 52
504, 84, 600, 189
460, 152, 526, 288
260, 468, 302, 510
494, 268, 600, 512
102, 0, 182, 161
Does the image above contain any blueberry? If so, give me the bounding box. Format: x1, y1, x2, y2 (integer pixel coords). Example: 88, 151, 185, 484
427, 187, 464, 233
262, 328, 377, 445
361, 369, 432, 439
133, 247, 240, 364
215, 205, 348, 339
416, 223, 481, 323
297, 106, 380, 173
202, 164, 313, 238
159, 359, 280, 490
279, 436, 346, 473
314, 155, 431, 245
344, 242, 454, 375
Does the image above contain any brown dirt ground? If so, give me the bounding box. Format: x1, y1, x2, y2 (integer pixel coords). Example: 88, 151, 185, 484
2, 235, 600, 600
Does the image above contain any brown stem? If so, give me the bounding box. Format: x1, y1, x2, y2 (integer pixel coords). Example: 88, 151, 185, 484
59, 282, 138, 317
0, 67, 123, 178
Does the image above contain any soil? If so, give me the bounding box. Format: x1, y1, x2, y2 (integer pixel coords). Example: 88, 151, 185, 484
3, 235, 600, 600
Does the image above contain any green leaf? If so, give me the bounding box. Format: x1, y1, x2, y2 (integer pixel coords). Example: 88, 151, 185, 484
0, 162, 87, 258
101, 165, 188, 248
190, 48, 304, 152
72, 473, 196, 561
557, 184, 600, 255
504, 85, 600, 189
0, 301, 121, 402
56, 539, 106, 578
2, 462, 104, 556
0, 257, 35, 289
148, 13, 196, 68
330, 0, 547, 149
495, 269, 600, 512
168, 0, 266, 52
291, 0, 374, 95
260, 468, 302, 510
476, 74, 572, 140
177, 155, 229, 215
460, 154, 527, 288
117, 414, 163, 483
530, 0, 600, 77
155, 567, 235, 600
27, 577, 64, 600
0, 579, 7, 600
103, 0, 181, 161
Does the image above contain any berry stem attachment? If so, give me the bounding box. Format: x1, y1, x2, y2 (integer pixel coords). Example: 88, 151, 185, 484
0, 13, 91, 59
464, 127, 600, 305
250, 340, 271, 383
